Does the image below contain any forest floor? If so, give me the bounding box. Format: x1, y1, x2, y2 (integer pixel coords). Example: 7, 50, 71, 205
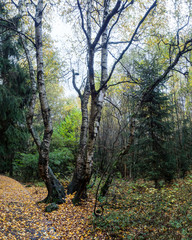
0, 175, 60, 239
1, 175, 192, 239
0, 175, 106, 239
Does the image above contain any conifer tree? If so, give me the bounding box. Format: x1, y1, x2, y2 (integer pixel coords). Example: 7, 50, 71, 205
134, 58, 176, 187
0, 4, 29, 175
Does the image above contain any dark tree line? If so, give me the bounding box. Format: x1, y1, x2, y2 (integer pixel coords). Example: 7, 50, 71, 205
0, 7, 29, 176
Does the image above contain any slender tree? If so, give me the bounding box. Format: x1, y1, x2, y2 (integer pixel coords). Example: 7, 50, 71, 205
68, 0, 158, 202
0, 0, 66, 203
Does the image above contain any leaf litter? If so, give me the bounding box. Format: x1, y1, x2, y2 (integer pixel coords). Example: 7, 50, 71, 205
0, 175, 106, 239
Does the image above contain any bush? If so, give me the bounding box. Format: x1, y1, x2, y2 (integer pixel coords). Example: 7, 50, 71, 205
49, 148, 74, 178
13, 153, 39, 182
13, 148, 74, 182
91, 177, 192, 239
51, 108, 81, 153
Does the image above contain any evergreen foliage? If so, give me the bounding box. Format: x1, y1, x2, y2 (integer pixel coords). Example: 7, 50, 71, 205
132, 57, 176, 185
14, 148, 74, 182
0, 4, 30, 175
174, 118, 192, 177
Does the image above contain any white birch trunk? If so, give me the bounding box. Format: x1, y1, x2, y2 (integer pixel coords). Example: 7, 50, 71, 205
17, 0, 65, 203
67, 0, 92, 197
70, 0, 111, 202
85, 0, 110, 179
67, 83, 90, 195
18, 0, 41, 150
70, 0, 123, 202
35, 0, 51, 189
35, 0, 65, 202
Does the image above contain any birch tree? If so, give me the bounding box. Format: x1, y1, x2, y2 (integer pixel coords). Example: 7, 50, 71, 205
1, 0, 66, 203
68, 0, 158, 202
66, 0, 192, 202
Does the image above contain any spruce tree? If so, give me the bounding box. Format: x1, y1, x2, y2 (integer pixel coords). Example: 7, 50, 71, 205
0, 3, 29, 175
134, 57, 176, 187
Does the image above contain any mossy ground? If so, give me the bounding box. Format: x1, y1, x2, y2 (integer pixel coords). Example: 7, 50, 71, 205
92, 176, 192, 239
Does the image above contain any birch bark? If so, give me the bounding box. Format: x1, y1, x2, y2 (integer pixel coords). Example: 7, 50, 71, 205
69, 0, 110, 202
17, 0, 40, 149
86, 0, 110, 181
67, 0, 92, 197
35, 0, 65, 203
69, 0, 158, 202
17, 0, 65, 203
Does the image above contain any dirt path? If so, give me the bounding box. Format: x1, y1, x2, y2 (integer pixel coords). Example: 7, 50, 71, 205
0, 175, 59, 240
0, 175, 107, 239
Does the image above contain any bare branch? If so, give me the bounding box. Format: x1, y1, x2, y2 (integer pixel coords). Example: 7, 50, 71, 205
96, 40, 132, 51
97, 0, 157, 93
0, 19, 36, 47
27, 9, 37, 24
107, 5, 124, 44
105, 97, 122, 115
11, 0, 18, 8
183, 56, 192, 66
108, 48, 138, 84
109, 40, 130, 45
72, 69, 82, 98
176, 16, 190, 50
107, 0, 134, 44
125, 0, 135, 8
0, 17, 15, 26
173, 68, 188, 76
92, 0, 121, 49
141, 38, 192, 104
77, 0, 90, 43
91, 14, 101, 28
30, 0, 37, 7
107, 80, 136, 89
41, 3, 47, 14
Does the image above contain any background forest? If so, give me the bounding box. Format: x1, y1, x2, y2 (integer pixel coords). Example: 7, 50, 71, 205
1, 0, 192, 186
0, 0, 192, 214
1, 0, 192, 238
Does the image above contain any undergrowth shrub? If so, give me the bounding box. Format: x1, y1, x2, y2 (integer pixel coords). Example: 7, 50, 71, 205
92, 177, 192, 239
14, 153, 39, 182
13, 148, 74, 182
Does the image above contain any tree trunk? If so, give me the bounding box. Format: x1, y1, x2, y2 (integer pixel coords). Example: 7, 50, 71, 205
119, 117, 135, 156
84, 0, 110, 185
70, 0, 157, 202
67, 89, 90, 197
100, 173, 113, 197
67, 0, 92, 201
16, 0, 65, 203
68, 0, 110, 203
9, 154, 14, 177
34, 0, 65, 203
